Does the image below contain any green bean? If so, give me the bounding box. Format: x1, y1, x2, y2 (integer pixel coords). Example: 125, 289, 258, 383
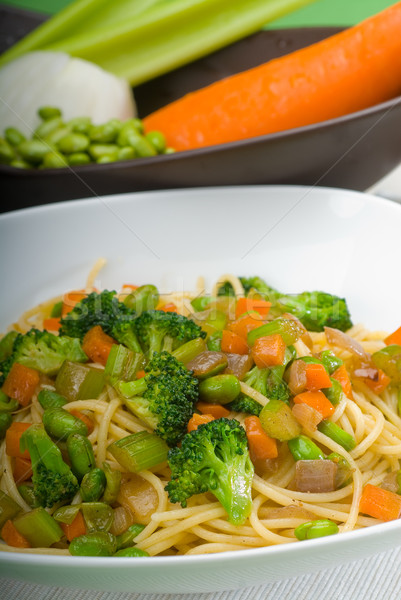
67, 433, 96, 480
102, 462, 121, 504
288, 435, 325, 461
17, 484, 38, 508
113, 547, 150, 557
18, 139, 52, 165
37, 389, 67, 410
38, 106, 62, 120
116, 523, 146, 549
67, 116, 92, 134
0, 138, 16, 164
88, 143, 119, 160
69, 531, 117, 556
41, 151, 68, 169
80, 468, 106, 502
68, 152, 91, 166
124, 284, 159, 313
323, 378, 343, 406
5, 127, 26, 147
42, 407, 88, 440
317, 420, 356, 451
199, 374, 240, 404
0, 413, 12, 439
320, 350, 343, 375
145, 130, 166, 153
57, 133, 90, 154
89, 119, 122, 143
0, 391, 19, 413
81, 502, 113, 532
294, 519, 339, 541
34, 116, 64, 140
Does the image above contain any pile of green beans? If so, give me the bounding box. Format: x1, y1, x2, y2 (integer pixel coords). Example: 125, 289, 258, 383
0, 107, 174, 169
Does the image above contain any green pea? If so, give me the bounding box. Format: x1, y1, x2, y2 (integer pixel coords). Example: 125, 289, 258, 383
38, 106, 62, 120
41, 151, 68, 169
113, 547, 149, 557
67, 433, 96, 481
288, 435, 325, 461
145, 130, 166, 153
18, 139, 52, 165
0, 391, 19, 413
294, 519, 339, 541
42, 407, 88, 440
0, 413, 12, 439
89, 119, 121, 143
57, 133, 90, 154
117, 146, 135, 161
69, 531, 117, 556
0, 138, 16, 164
198, 374, 241, 405
67, 116, 92, 134
68, 152, 91, 166
116, 523, 146, 549
5, 127, 26, 147
37, 389, 67, 410
34, 116, 64, 140
80, 468, 106, 502
88, 143, 119, 160
124, 284, 159, 313
317, 420, 356, 451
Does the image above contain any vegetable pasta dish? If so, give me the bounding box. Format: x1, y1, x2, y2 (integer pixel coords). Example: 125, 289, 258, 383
0, 264, 400, 557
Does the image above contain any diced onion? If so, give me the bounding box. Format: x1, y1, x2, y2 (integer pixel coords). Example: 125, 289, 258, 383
295, 459, 337, 493
324, 327, 370, 361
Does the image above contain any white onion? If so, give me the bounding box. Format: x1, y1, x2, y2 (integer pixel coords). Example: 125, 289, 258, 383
0, 51, 137, 137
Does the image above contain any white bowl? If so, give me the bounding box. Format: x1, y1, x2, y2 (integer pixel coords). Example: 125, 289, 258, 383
0, 185, 400, 593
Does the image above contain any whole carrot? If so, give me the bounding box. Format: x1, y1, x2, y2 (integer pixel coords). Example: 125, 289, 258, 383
143, 2, 401, 151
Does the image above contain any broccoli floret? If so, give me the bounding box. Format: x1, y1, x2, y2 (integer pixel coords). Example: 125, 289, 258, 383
226, 395, 262, 416
243, 364, 290, 403
239, 276, 280, 302
59, 291, 142, 353
166, 418, 254, 525
133, 310, 206, 357
20, 424, 79, 508
0, 328, 87, 384
117, 352, 199, 446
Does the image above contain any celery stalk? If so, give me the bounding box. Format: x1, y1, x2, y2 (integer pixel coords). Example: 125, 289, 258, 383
0, 0, 317, 86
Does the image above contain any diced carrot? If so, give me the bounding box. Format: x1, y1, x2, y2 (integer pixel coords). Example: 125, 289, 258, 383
235, 297, 271, 319
251, 334, 286, 368
228, 312, 263, 340
61, 290, 87, 317
196, 402, 230, 419
244, 415, 278, 460
122, 284, 139, 291
305, 363, 333, 391
384, 326, 401, 346
5, 422, 31, 459
60, 510, 87, 542
332, 364, 353, 400
136, 370, 146, 379
221, 330, 249, 355
43, 317, 61, 332
13, 456, 32, 483
2, 363, 40, 406
159, 303, 178, 313
293, 390, 335, 419
364, 368, 392, 395
69, 410, 94, 434
359, 483, 401, 521
82, 325, 116, 366
1, 520, 30, 548
187, 413, 215, 432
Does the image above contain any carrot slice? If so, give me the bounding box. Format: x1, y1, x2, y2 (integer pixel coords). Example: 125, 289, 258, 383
244, 415, 278, 460
143, 4, 401, 150
196, 402, 230, 419
332, 364, 353, 400
305, 363, 333, 391
2, 363, 40, 406
221, 330, 249, 355
359, 483, 401, 521
251, 334, 286, 368
61, 290, 87, 317
293, 390, 335, 419
82, 325, 116, 366
1, 520, 30, 548
43, 317, 61, 332
235, 298, 271, 319
228, 312, 263, 340
5, 422, 31, 459
159, 303, 178, 313
187, 413, 215, 432
69, 410, 94, 434
60, 511, 87, 542
384, 326, 401, 346
13, 456, 32, 483
136, 370, 146, 379
364, 368, 392, 395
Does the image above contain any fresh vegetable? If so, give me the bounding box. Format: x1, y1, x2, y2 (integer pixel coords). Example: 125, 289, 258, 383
67, 432, 96, 481
359, 484, 401, 521
259, 400, 301, 441
55, 360, 105, 401
1, 363, 39, 406
108, 431, 169, 473
0, 492, 22, 529
144, 3, 401, 151
82, 325, 116, 366
5, 422, 31, 459
13, 507, 63, 547
166, 417, 254, 525
196, 402, 230, 419
198, 374, 241, 405
317, 420, 356, 451
187, 412, 215, 432
292, 391, 335, 420
1, 519, 30, 548
80, 469, 107, 502
69, 531, 117, 556
288, 435, 325, 461
60, 510, 87, 542
244, 415, 278, 461
42, 406, 89, 440
221, 330, 249, 355
384, 326, 401, 347
295, 519, 339, 541
251, 334, 287, 368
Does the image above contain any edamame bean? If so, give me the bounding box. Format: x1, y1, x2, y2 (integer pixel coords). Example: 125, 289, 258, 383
198, 374, 241, 404
45, 126, 71, 145
294, 519, 339, 541
58, 133, 90, 154
34, 116, 64, 140
116, 523, 146, 549
97, 154, 118, 164
41, 151, 68, 169
0, 413, 12, 439
117, 146, 135, 161
0, 138, 16, 164
5, 127, 26, 146
0, 391, 19, 413
68, 152, 91, 166
67, 433, 96, 480
129, 133, 157, 157
38, 106, 62, 120
81, 502, 114, 532
145, 130, 166, 153
113, 547, 149, 557
124, 284, 159, 313
287, 435, 325, 461
69, 531, 117, 556
10, 159, 30, 169
89, 119, 121, 143
88, 143, 119, 160
37, 389, 67, 410
80, 468, 106, 501
42, 407, 88, 440
67, 116, 92, 134
18, 139, 52, 165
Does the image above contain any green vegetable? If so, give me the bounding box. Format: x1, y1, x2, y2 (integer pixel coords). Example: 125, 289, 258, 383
0, 413, 12, 439
38, 106, 62, 120
50, 300, 63, 318
326, 452, 352, 488
166, 417, 254, 525
247, 317, 305, 347
69, 531, 117, 556
317, 420, 356, 451
0, 492, 22, 529
0, 138, 16, 164
53, 504, 80, 525
323, 378, 343, 406
372, 345, 401, 385
207, 331, 222, 352
226, 395, 262, 416
113, 547, 149, 557
171, 337, 207, 365
108, 431, 169, 473
42, 406, 88, 440
55, 360, 105, 401
0, 392, 22, 413
101, 462, 122, 505
123, 284, 159, 313
259, 400, 301, 441
37, 389, 67, 410
320, 350, 343, 375
5, 127, 26, 146
104, 344, 145, 385
81, 502, 114, 532
42, 150, 68, 168
17, 484, 39, 508
13, 507, 63, 547
198, 374, 241, 404
67, 432, 96, 480
80, 468, 107, 502
191, 296, 215, 312
116, 523, 146, 549
241, 347, 294, 404
0, 331, 18, 362
288, 435, 325, 461
294, 519, 339, 541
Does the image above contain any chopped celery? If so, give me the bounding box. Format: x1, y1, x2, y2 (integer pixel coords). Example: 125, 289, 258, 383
13, 507, 63, 547
108, 431, 169, 472
247, 318, 305, 347
0, 491, 22, 529
104, 344, 144, 385
102, 462, 122, 504
55, 360, 105, 401
259, 399, 301, 441
0, 0, 318, 86
171, 337, 207, 365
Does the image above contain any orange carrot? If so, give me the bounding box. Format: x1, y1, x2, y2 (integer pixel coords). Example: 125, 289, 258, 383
228, 312, 263, 340
196, 402, 230, 419
2, 363, 40, 406
43, 317, 61, 332
13, 457, 32, 483
82, 325, 116, 366
384, 325, 401, 346
187, 413, 215, 432
235, 297, 271, 319
305, 363, 333, 392
5, 422, 31, 459
221, 330, 249, 355
61, 290, 87, 316
359, 483, 401, 521
143, 4, 401, 151
251, 334, 286, 368
244, 415, 278, 460
1, 520, 30, 548
332, 364, 353, 399
293, 390, 335, 419
136, 370, 146, 379
159, 303, 178, 313
60, 511, 87, 542
364, 368, 392, 395
69, 410, 94, 434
